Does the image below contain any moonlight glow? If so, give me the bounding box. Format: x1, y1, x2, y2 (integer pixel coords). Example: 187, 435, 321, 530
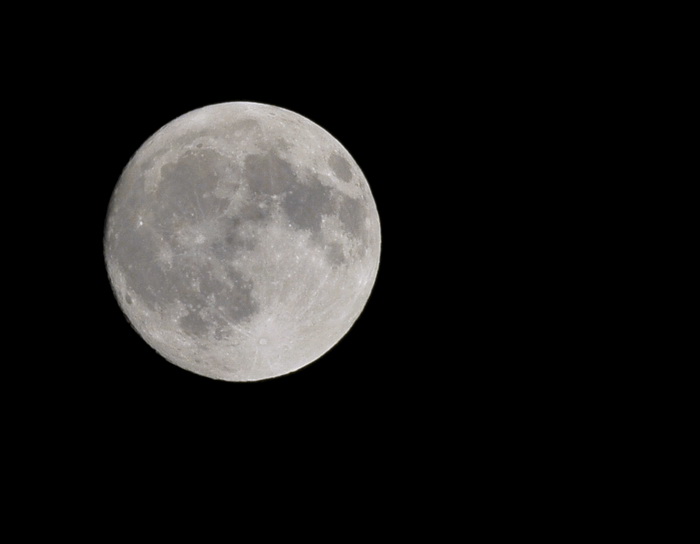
104, 102, 381, 381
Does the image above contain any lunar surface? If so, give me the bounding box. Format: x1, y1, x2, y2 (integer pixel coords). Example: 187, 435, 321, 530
104, 102, 381, 381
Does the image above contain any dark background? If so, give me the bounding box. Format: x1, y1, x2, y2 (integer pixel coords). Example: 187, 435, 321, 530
9, 9, 641, 530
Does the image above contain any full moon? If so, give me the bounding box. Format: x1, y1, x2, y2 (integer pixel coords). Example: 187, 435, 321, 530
104, 102, 381, 381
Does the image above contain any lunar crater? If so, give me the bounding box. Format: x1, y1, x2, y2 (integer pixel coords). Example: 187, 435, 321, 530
329, 153, 353, 182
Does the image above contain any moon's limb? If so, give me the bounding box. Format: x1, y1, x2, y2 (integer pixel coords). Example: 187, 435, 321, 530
104, 102, 381, 381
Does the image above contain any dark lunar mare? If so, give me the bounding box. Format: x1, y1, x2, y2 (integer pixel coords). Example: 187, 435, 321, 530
110, 148, 261, 336
244, 149, 370, 263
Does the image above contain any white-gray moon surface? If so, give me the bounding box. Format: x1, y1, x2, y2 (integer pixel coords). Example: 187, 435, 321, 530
104, 102, 381, 381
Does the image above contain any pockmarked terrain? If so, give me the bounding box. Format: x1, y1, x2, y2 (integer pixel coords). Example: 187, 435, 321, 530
104, 102, 381, 381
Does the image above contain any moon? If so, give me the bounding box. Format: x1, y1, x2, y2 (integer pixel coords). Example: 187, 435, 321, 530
104, 102, 381, 381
